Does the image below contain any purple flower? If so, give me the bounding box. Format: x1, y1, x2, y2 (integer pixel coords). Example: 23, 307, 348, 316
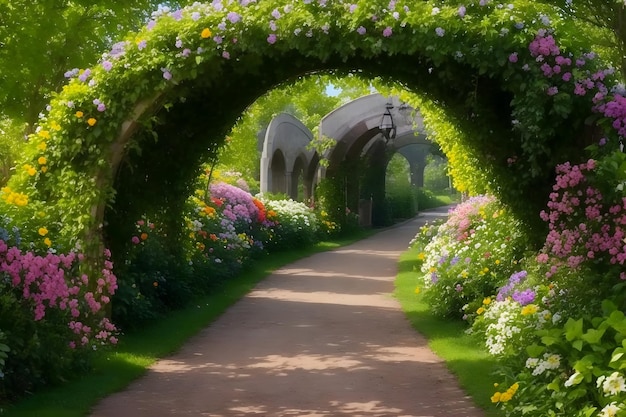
146, 20, 156, 31
102, 60, 113, 71
512, 289, 536, 306
213, 36, 223, 44
222, 51, 230, 59
227, 11, 241, 23
64, 68, 79, 78
599, 137, 607, 146
78, 69, 92, 82
97, 103, 106, 112
349, 4, 357, 13
172, 9, 183, 20
458, 5, 466, 17
218, 22, 227, 31
137, 40, 147, 50
357, 26, 366, 35
547, 86, 558, 96
182, 48, 191, 57
435, 27, 445, 37
162, 68, 172, 80
109, 41, 126, 58
508, 53, 518, 63
175, 39, 183, 48
93, 98, 101, 105
267, 34, 277, 44
269, 20, 277, 31
430, 272, 439, 284
388, 0, 396, 10
382, 26, 392, 37
131, 236, 140, 244
271, 8, 281, 19
66, 101, 75, 108
191, 12, 201, 21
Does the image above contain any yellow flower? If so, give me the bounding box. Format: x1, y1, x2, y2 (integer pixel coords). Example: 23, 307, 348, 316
38, 227, 48, 236
50, 121, 61, 131
417, 252, 425, 261
490, 392, 501, 403
37, 142, 47, 151
521, 304, 539, 316
495, 259, 501, 265
483, 297, 492, 305
37, 130, 50, 139
87, 118, 97, 126
41, 166, 48, 173
75, 111, 84, 118
37, 156, 47, 165
499, 392, 512, 402
461, 270, 468, 278
201, 28, 212, 38
476, 307, 485, 315
24, 165, 36, 176
414, 287, 421, 295
44, 237, 52, 247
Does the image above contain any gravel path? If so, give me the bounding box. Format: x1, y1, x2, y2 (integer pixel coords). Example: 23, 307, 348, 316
91, 208, 485, 417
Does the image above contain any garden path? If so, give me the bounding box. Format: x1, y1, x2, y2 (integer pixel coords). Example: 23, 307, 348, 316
90, 206, 484, 417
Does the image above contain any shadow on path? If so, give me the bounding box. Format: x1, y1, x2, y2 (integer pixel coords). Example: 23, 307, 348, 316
91, 206, 484, 417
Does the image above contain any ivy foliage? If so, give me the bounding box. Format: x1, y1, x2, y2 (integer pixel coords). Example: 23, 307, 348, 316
1, 0, 616, 257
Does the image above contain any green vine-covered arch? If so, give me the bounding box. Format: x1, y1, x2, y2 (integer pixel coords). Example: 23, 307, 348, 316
2, 0, 612, 259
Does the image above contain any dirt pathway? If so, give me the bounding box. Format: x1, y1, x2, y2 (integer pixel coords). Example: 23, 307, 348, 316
91, 208, 485, 417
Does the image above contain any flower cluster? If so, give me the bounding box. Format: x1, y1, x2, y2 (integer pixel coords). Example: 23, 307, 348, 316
415, 195, 527, 318
538, 159, 626, 282
1, 243, 118, 347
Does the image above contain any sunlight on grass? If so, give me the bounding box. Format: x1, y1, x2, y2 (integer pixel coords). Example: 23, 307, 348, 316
394, 247, 503, 417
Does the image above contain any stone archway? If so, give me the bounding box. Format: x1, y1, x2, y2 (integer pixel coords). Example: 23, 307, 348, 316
260, 113, 316, 200
316, 94, 432, 225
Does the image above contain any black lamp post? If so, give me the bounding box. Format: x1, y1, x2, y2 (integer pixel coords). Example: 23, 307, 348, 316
379, 101, 396, 142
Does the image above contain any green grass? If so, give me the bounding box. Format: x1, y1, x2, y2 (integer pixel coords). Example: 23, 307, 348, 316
1, 232, 373, 417
394, 246, 503, 417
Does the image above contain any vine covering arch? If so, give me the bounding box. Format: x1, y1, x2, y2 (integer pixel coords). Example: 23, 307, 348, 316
2, 0, 617, 257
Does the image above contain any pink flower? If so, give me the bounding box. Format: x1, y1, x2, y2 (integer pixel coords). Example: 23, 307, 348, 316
382, 27, 392, 37
508, 53, 518, 63
267, 34, 277, 44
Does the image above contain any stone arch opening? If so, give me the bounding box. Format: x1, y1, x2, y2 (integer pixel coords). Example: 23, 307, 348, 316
270, 149, 287, 195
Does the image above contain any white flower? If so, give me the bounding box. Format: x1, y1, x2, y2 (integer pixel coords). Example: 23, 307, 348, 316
602, 372, 626, 396
599, 402, 620, 417
564, 371, 581, 387
525, 357, 539, 368
431, 7, 440, 15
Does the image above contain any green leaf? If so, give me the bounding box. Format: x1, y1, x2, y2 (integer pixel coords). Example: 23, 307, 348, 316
565, 318, 584, 341
572, 339, 584, 351
581, 327, 606, 345
526, 344, 546, 357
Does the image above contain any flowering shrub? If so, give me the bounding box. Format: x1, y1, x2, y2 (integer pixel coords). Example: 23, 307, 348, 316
415, 195, 527, 318
259, 195, 320, 250
489, 301, 626, 417
0, 224, 118, 400
532, 156, 626, 317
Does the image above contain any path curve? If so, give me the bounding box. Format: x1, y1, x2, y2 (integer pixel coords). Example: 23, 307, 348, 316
91, 207, 485, 417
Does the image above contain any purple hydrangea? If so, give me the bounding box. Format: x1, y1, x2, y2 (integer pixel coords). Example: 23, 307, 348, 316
512, 289, 536, 306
